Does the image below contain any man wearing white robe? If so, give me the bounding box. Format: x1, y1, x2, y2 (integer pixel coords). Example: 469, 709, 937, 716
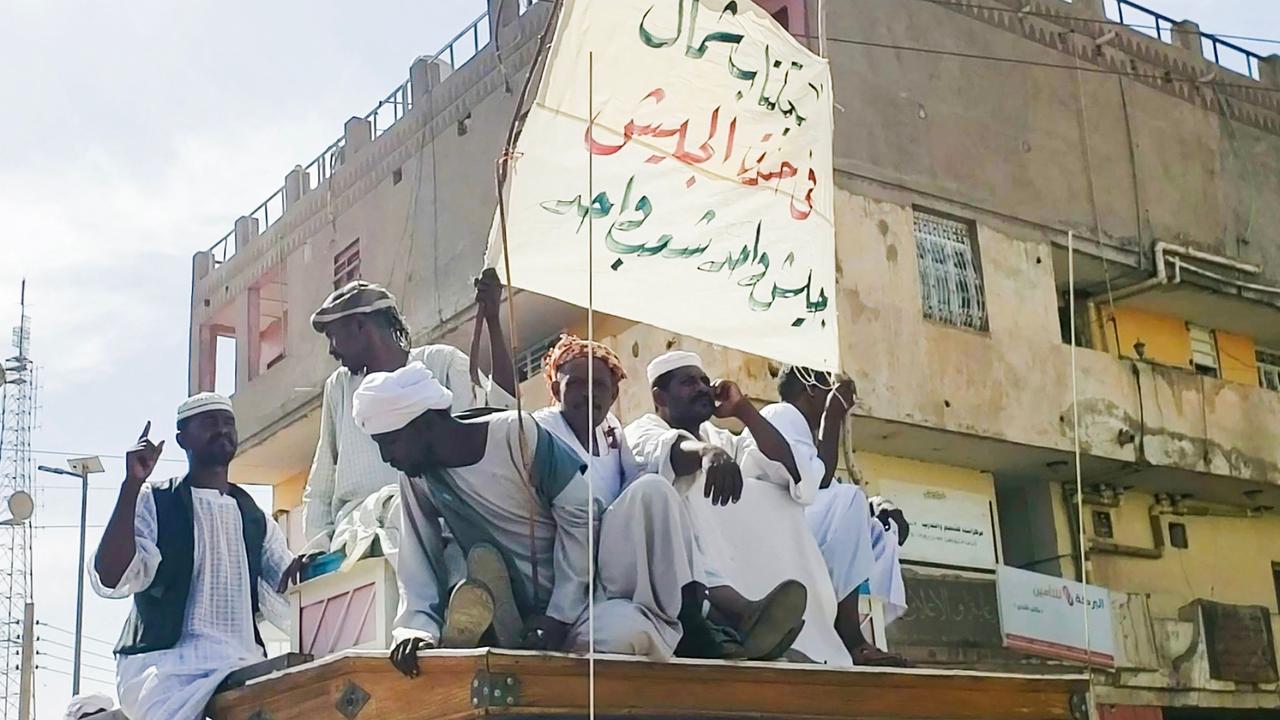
351, 362, 673, 677
767, 366, 909, 665
90, 394, 299, 720
532, 335, 806, 660
625, 351, 850, 665
302, 276, 515, 567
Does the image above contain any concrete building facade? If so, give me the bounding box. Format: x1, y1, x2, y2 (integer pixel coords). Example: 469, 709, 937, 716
188, 0, 1280, 715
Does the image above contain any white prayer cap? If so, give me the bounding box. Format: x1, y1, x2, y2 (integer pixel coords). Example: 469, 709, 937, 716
64, 693, 114, 719
176, 392, 234, 423
646, 350, 704, 385
352, 361, 454, 435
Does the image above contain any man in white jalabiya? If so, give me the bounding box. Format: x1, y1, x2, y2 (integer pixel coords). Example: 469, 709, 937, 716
532, 335, 807, 660
350, 362, 680, 677
302, 273, 515, 568
625, 351, 850, 665
91, 394, 300, 720
770, 366, 910, 666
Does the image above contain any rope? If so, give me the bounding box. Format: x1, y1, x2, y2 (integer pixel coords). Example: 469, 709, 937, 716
1067, 230, 1097, 680
1071, 38, 1119, 353
492, 0, 564, 639
586, 48, 598, 720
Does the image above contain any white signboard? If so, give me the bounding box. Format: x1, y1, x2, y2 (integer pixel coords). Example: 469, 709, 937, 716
996, 565, 1116, 667
489, 0, 839, 370
876, 480, 997, 570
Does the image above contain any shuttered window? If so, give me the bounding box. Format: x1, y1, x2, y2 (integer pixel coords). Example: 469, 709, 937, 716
1188, 324, 1219, 378
1258, 349, 1280, 391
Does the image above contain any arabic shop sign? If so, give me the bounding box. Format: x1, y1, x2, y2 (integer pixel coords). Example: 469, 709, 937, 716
877, 480, 998, 570
996, 565, 1116, 667
489, 0, 838, 370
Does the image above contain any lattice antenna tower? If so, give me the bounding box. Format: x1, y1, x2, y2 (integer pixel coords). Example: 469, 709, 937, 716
0, 282, 35, 720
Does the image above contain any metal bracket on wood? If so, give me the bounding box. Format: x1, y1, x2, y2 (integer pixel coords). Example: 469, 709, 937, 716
471, 670, 522, 709
336, 679, 372, 719
1069, 692, 1090, 720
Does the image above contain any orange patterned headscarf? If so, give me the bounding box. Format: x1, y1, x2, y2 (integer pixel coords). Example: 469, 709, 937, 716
542, 334, 628, 391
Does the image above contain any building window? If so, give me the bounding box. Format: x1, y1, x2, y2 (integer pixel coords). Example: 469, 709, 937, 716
333, 239, 361, 289
913, 208, 988, 331
1092, 510, 1114, 539
1258, 349, 1280, 391
1168, 522, 1189, 549
1188, 324, 1220, 378
515, 333, 564, 383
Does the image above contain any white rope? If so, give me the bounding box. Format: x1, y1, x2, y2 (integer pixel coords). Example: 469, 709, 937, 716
1067, 230, 1094, 671
586, 49, 597, 720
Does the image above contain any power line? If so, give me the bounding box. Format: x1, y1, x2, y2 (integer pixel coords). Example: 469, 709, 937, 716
34, 652, 115, 676
35, 623, 115, 648
887, 0, 1280, 46
34, 666, 116, 688
5, 448, 189, 466
812, 33, 1280, 95
35, 638, 113, 662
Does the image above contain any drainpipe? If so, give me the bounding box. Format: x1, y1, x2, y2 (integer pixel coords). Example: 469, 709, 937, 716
1105, 241, 1269, 303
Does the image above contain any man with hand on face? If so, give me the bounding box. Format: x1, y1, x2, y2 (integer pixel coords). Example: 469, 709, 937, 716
90, 394, 301, 720
351, 362, 674, 678
625, 351, 849, 665
532, 335, 806, 661
768, 367, 910, 666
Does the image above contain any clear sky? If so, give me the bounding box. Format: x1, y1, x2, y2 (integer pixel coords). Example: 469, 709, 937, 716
0, 0, 1276, 716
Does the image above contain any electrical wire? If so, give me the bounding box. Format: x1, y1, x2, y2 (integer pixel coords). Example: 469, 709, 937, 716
875, 0, 1280, 46
36, 637, 113, 661
35, 623, 115, 648
807, 34, 1280, 95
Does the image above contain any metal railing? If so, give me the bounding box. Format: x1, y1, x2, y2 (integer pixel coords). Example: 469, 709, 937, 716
431, 12, 492, 71
205, 3, 547, 268
1106, 0, 1265, 81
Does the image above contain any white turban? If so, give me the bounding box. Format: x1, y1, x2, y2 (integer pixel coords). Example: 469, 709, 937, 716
646, 350, 704, 385
352, 362, 454, 435
176, 392, 234, 423
64, 693, 114, 719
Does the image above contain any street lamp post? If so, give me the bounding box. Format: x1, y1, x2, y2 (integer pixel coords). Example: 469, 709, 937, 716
37, 456, 102, 696
1, 491, 34, 720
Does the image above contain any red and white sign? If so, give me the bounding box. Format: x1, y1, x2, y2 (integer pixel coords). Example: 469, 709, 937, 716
996, 565, 1116, 667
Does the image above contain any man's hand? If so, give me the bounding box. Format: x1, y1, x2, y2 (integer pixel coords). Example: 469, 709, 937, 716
390, 636, 435, 678
474, 268, 504, 321
125, 422, 164, 485
520, 615, 569, 651
876, 506, 910, 547
711, 379, 749, 419
700, 446, 743, 506
275, 553, 322, 594
827, 378, 858, 415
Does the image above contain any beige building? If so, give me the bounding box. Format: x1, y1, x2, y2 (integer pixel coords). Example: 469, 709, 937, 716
188, 0, 1280, 716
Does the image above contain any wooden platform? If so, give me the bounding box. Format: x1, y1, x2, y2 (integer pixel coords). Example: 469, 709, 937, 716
208, 649, 1090, 720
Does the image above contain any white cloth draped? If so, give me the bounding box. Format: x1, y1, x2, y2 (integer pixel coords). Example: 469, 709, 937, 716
302, 344, 514, 556
625, 413, 850, 666
535, 407, 707, 659
89, 483, 293, 720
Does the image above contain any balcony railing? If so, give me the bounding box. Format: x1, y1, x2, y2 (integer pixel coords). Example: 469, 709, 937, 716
1105, 0, 1266, 81
206, 2, 541, 269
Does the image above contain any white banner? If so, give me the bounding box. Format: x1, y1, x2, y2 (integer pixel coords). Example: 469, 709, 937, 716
489, 0, 838, 370
876, 480, 998, 570
996, 565, 1116, 667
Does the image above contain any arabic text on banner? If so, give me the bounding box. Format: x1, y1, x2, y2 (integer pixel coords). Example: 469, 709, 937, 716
489, 0, 838, 370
